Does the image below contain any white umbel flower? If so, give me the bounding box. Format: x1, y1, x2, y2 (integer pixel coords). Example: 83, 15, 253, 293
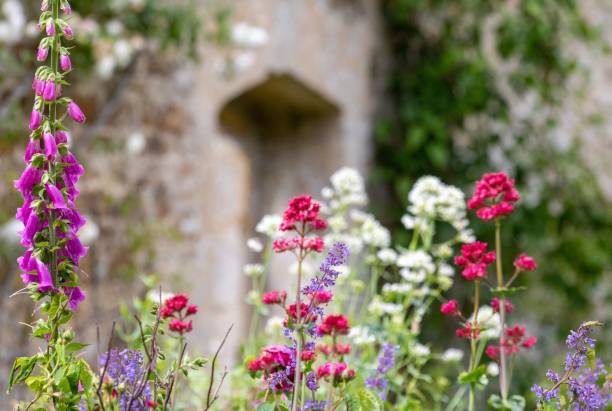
255, 214, 282, 237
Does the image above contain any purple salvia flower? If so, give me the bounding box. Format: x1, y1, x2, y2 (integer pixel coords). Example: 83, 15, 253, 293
97, 349, 152, 410
367, 342, 399, 401
29, 110, 43, 130
67, 101, 86, 123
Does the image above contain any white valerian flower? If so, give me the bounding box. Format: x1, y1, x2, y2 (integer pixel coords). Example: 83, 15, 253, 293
126, 131, 146, 155
247, 237, 263, 253
328, 215, 348, 232
255, 214, 282, 237
438, 263, 454, 277
470, 305, 501, 339
401, 214, 415, 229
232, 22, 268, 47
246, 290, 260, 305
458, 228, 476, 243
377, 248, 398, 265
382, 282, 413, 295
243, 263, 264, 278
359, 215, 390, 248
348, 326, 376, 346
438, 276, 453, 291
397, 250, 435, 279
434, 244, 453, 259
412, 343, 431, 357
441, 348, 464, 362
265, 316, 284, 336
324, 167, 368, 210
368, 297, 404, 316
487, 362, 499, 377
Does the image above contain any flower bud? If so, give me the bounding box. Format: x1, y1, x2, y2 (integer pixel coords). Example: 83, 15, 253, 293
61, 1, 71, 14
62, 25, 73, 40
60, 54, 72, 71
43, 80, 56, 101
29, 110, 43, 130
46, 20, 55, 36
37, 47, 49, 62
43, 131, 57, 159
67, 101, 86, 123
41, 0, 49, 11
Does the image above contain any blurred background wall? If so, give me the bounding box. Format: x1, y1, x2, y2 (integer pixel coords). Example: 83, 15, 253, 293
0, 0, 610, 398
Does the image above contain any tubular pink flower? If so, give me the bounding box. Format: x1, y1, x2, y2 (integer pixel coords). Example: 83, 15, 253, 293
46, 183, 67, 209
45, 20, 55, 36
42, 80, 57, 101
62, 24, 73, 39
35, 259, 56, 292
29, 110, 43, 130
60, 54, 72, 71
67, 101, 86, 123
36, 46, 49, 62
24, 139, 41, 163
61, 2, 71, 14
15, 165, 42, 196
43, 132, 57, 159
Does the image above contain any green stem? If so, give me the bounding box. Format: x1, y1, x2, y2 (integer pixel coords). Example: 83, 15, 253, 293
495, 220, 508, 401
290, 224, 306, 411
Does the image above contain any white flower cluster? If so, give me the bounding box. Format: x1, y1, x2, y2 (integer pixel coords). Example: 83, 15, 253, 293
367, 296, 404, 316
255, 214, 282, 238
322, 167, 368, 211
402, 176, 474, 242
397, 250, 435, 283
348, 326, 376, 346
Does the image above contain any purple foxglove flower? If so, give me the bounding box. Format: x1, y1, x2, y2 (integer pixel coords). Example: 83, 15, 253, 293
43, 132, 57, 159
18, 249, 36, 272
15, 165, 42, 196
24, 139, 41, 163
33, 78, 45, 96
46, 184, 67, 209
62, 25, 73, 39
16, 197, 34, 224
43, 80, 56, 101
60, 54, 72, 71
46, 20, 55, 36
55, 130, 70, 145
37, 46, 49, 62
22, 213, 42, 247
64, 286, 85, 310
67, 101, 85, 123
65, 236, 88, 264
58, 207, 86, 233
35, 258, 55, 292
29, 110, 43, 130
61, 2, 71, 14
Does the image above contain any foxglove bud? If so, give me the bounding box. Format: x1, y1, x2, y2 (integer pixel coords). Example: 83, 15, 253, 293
41, 0, 49, 11
43, 80, 56, 101
67, 101, 85, 123
35, 258, 56, 292
60, 54, 72, 71
43, 131, 57, 159
61, 1, 71, 14
46, 183, 67, 209
33, 78, 45, 96
46, 20, 55, 36
62, 25, 73, 40
29, 110, 43, 130
55, 130, 70, 145
36, 47, 49, 62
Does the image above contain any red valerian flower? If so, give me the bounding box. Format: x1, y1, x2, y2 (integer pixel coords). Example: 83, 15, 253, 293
301, 350, 315, 361
467, 172, 520, 221
440, 299, 460, 316
318, 314, 350, 336
279, 195, 327, 232
456, 323, 480, 340
287, 303, 317, 323
161, 293, 198, 334
485, 324, 537, 359
248, 345, 294, 373
513, 254, 537, 272
454, 241, 496, 280
316, 362, 356, 382
334, 343, 352, 355
262, 290, 287, 305
317, 344, 332, 356
491, 297, 514, 314
310, 290, 333, 304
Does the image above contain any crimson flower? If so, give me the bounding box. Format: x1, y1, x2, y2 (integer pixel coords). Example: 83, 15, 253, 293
467, 172, 520, 221
440, 299, 460, 316
513, 254, 537, 272
454, 241, 496, 280
491, 297, 513, 314
262, 290, 287, 305
318, 314, 350, 336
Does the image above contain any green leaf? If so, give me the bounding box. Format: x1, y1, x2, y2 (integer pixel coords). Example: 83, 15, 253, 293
7, 356, 38, 392
66, 342, 89, 353
488, 394, 526, 411
358, 388, 383, 411
345, 392, 361, 411
256, 404, 275, 411
458, 365, 487, 384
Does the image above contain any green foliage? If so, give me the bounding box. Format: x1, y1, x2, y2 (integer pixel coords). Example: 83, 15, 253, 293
375, 0, 612, 351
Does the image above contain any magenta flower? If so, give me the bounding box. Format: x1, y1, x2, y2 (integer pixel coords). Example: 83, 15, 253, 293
64, 286, 85, 310
46, 20, 55, 36
35, 259, 55, 292
15, 165, 42, 196
55, 130, 69, 145
61, 2, 71, 14
29, 110, 43, 130
36, 46, 49, 62
43, 132, 57, 159
60, 54, 72, 71
33, 78, 45, 96
46, 184, 67, 209
24, 139, 41, 163
22, 214, 43, 248
62, 25, 73, 39
67, 101, 85, 123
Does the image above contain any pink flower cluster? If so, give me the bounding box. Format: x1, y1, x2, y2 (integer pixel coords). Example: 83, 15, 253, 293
160, 294, 198, 335
317, 314, 350, 336
514, 254, 537, 271
316, 362, 356, 384
467, 172, 520, 221
491, 297, 513, 314
247, 345, 295, 391
454, 241, 496, 280
17, 0, 87, 309
485, 324, 537, 360
273, 195, 326, 253
262, 290, 287, 305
